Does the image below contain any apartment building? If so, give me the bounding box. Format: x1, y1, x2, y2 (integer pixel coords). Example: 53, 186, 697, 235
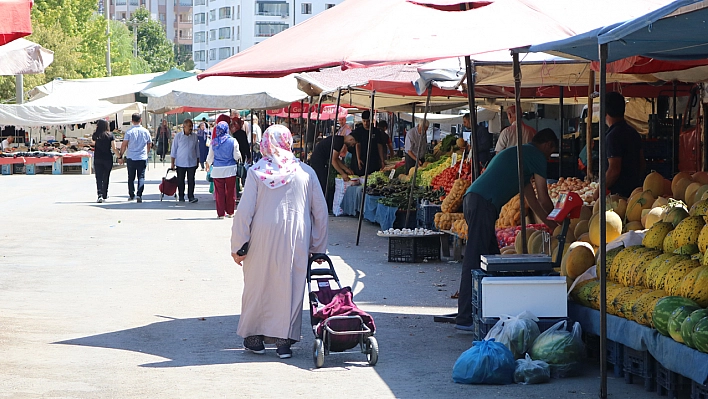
107, 0, 193, 55
192, 0, 343, 71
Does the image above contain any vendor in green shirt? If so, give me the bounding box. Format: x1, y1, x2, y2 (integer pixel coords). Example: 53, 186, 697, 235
455, 128, 558, 330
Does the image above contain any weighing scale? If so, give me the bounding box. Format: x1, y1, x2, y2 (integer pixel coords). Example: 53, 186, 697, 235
481, 191, 584, 273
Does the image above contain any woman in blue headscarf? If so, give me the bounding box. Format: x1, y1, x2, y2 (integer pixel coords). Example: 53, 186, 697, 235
206, 120, 241, 219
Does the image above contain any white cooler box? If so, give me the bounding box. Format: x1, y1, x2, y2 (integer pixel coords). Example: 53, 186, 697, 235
481, 276, 567, 318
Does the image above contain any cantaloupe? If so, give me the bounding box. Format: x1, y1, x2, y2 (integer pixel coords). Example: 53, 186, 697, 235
675, 178, 694, 201
644, 207, 665, 229
673, 172, 693, 196
641, 209, 652, 227
626, 190, 655, 222
653, 197, 669, 208
685, 182, 702, 208
574, 220, 589, 238
577, 232, 592, 243
565, 242, 596, 279
626, 221, 644, 231
644, 171, 665, 197
664, 179, 673, 197
589, 211, 623, 246
614, 198, 628, 220
693, 172, 708, 185
579, 205, 593, 221
630, 187, 643, 198
695, 185, 708, 206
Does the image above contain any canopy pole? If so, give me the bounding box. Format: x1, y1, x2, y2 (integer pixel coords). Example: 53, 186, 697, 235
404, 86, 433, 229
464, 56, 480, 180
324, 88, 342, 208
15, 75, 23, 104
513, 52, 527, 254
304, 96, 314, 163
356, 90, 376, 246
299, 99, 305, 161
250, 109, 255, 161
598, 43, 609, 399
559, 86, 564, 177
312, 93, 324, 161
586, 70, 595, 180
673, 81, 678, 175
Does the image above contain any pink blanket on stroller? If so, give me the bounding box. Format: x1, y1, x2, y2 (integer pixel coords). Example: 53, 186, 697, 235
314, 287, 375, 334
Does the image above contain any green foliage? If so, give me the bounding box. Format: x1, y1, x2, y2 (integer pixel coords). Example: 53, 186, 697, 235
131, 7, 175, 72
175, 44, 195, 71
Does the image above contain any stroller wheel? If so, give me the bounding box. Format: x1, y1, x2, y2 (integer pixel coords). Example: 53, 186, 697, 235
366, 336, 378, 366
160, 193, 163, 201
313, 339, 325, 368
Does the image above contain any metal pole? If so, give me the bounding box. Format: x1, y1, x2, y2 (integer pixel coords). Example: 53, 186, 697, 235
559, 86, 564, 177
105, 0, 111, 76
356, 90, 376, 246
404, 86, 433, 229
312, 93, 324, 160
15, 75, 23, 104
673, 81, 678, 175
324, 89, 342, 206
304, 96, 313, 162
464, 56, 480, 180
299, 99, 305, 160
249, 109, 254, 161
586, 70, 595, 179
598, 42, 609, 399
133, 21, 138, 58
513, 52, 527, 254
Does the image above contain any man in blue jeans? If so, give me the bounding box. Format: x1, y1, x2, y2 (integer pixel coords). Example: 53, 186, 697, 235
118, 113, 152, 203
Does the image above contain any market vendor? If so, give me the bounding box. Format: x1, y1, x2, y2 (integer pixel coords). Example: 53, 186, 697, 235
462, 114, 492, 166
1, 136, 14, 151
404, 119, 429, 170
310, 134, 358, 208
455, 128, 558, 331
351, 110, 387, 175
593, 92, 644, 199
495, 105, 536, 153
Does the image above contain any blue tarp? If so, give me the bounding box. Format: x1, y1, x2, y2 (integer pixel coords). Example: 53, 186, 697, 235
569, 302, 708, 385
375, 203, 398, 231
339, 185, 363, 217
528, 0, 708, 62
364, 195, 381, 222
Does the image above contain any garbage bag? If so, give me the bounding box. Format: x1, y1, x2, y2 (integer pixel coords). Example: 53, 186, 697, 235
514, 354, 550, 384
484, 310, 540, 359
452, 339, 515, 385
529, 321, 585, 378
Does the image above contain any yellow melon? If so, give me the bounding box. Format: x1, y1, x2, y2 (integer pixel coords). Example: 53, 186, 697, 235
693, 172, 708, 185
589, 210, 623, 246
643, 171, 665, 197
579, 205, 593, 221
644, 207, 665, 229
577, 232, 592, 243
614, 198, 628, 220
685, 182, 703, 208
675, 178, 694, 201
565, 242, 596, 279
653, 197, 669, 208
673, 172, 693, 197
574, 220, 589, 238
626, 221, 645, 231
630, 187, 643, 198
695, 186, 708, 207
626, 191, 655, 222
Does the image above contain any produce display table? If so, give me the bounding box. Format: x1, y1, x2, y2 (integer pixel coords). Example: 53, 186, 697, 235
0, 155, 62, 175
339, 185, 363, 216
569, 301, 708, 385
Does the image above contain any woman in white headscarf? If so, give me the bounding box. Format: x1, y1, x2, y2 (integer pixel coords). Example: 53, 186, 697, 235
231, 124, 329, 359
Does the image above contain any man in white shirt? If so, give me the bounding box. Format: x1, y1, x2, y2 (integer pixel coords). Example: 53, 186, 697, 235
1, 136, 14, 151
495, 105, 536, 153
404, 119, 429, 170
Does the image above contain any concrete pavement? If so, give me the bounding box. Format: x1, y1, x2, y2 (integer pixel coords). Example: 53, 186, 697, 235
0, 166, 650, 398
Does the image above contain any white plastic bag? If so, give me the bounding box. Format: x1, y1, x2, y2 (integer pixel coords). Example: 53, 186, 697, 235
484, 311, 541, 359
529, 320, 585, 378
332, 178, 354, 216
514, 354, 550, 384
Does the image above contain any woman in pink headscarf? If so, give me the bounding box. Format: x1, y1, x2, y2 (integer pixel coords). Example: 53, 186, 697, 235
231, 124, 329, 359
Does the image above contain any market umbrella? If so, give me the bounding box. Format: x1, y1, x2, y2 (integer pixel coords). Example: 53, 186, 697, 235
198, 0, 677, 79
0, 0, 32, 47
0, 38, 53, 75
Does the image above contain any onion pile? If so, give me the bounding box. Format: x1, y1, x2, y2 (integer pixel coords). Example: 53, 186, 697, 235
548, 178, 598, 206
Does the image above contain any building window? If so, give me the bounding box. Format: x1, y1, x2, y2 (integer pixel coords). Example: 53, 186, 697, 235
209, 29, 216, 41
179, 13, 192, 22
325, 3, 335, 9
179, 0, 192, 6
194, 50, 205, 62
218, 6, 231, 19
218, 47, 231, 60
237, 46, 239, 53
255, 1, 288, 17
129, 0, 138, 5
255, 22, 288, 37
209, 9, 216, 21
116, 0, 126, 5
236, 4, 240, 19
194, 12, 205, 24
194, 31, 206, 43
209, 48, 217, 60
236, 25, 240, 40
179, 29, 192, 39
301, 3, 311, 14
218, 27, 230, 39
120, 12, 127, 19
194, 0, 205, 5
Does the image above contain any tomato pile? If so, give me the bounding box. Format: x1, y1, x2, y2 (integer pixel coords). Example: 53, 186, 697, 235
495, 224, 552, 248
431, 162, 472, 195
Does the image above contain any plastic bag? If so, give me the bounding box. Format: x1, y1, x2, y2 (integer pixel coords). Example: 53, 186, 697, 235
332, 178, 354, 216
452, 339, 515, 385
514, 354, 550, 384
529, 321, 585, 378
484, 311, 540, 359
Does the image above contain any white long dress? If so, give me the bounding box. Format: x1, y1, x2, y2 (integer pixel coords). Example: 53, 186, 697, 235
231, 163, 329, 341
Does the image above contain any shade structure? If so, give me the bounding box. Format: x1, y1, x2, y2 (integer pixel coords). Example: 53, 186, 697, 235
0, 0, 32, 47
29, 72, 165, 104
198, 0, 676, 79
141, 75, 307, 113
164, 106, 221, 115
0, 38, 53, 75
0, 101, 143, 127
528, 0, 708, 62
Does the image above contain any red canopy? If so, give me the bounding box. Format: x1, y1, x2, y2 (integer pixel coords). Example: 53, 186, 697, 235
199, 0, 674, 79
590, 56, 708, 74
0, 0, 32, 46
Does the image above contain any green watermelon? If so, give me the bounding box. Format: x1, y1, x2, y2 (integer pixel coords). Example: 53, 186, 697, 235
681, 309, 708, 348
693, 317, 708, 353
653, 296, 700, 336
668, 306, 701, 343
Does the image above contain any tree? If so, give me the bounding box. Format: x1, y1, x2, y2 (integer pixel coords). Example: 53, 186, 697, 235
175, 44, 195, 71
131, 7, 175, 73
109, 21, 150, 76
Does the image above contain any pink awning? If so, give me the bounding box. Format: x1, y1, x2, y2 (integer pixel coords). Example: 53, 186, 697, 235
199, 0, 674, 79
0, 0, 32, 46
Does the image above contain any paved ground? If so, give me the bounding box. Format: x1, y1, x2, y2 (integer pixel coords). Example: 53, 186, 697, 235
0, 165, 652, 398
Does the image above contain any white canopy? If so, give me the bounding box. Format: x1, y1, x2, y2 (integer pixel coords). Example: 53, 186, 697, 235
141, 74, 308, 112
28, 72, 165, 104
0, 38, 54, 75
0, 101, 144, 127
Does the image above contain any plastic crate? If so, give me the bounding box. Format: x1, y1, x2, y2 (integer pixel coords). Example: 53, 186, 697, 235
584, 335, 624, 378
472, 315, 569, 342
643, 138, 672, 159
646, 161, 672, 179
387, 236, 440, 263
656, 362, 690, 398
623, 347, 655, 392
692, 380, 708, 399
417, 204, 441, 230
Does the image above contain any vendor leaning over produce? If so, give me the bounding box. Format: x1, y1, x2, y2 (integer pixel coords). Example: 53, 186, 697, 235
455, 128, 559, 330
592, 91, 645, 199
404, 119, 429, 170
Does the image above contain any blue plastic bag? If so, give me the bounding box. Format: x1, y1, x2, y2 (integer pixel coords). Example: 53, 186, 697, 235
452, 339, 515, 385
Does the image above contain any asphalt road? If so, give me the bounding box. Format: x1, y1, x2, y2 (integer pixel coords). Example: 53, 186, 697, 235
0, 166, 652, 398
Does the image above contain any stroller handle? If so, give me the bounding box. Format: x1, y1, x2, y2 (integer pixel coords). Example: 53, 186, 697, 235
307, 253, 340, 285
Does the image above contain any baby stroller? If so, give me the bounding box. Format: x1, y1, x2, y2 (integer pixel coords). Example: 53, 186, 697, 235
307, 253, 378, 368
159, 168, 178, 201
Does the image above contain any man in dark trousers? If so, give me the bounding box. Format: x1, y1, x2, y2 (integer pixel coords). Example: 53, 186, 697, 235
310, 133, 358, 209
455, 128, 559, 330
593, 91, 645, 199
351, 110, 386, 176
462, 113, 493, 166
